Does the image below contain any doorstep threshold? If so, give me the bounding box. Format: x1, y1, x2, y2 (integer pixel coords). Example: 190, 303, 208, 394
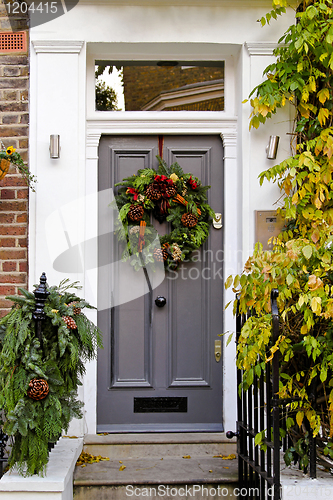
84, 432, 235, 445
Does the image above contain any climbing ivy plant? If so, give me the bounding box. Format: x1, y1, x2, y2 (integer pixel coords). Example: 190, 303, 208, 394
226, 0, 333, 469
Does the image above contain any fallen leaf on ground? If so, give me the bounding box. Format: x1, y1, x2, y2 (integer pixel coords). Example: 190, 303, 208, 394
213, 454, 236, 460
119, 465, 126, 471
183, 455, 191, 459
76, 451, 110, 466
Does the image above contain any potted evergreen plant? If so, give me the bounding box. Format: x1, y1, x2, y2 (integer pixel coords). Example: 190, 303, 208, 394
0, 274, 102, 476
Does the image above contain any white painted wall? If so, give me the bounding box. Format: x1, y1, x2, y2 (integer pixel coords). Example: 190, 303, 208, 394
29, 0, 295, 436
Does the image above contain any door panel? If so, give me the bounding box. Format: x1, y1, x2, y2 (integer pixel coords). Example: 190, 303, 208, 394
97, 135, 224, 432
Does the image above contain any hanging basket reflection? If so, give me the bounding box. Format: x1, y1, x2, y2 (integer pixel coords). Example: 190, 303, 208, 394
0, 159, 10, 180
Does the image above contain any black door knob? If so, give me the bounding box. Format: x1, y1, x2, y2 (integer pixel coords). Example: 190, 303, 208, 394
155, 296, 167, 308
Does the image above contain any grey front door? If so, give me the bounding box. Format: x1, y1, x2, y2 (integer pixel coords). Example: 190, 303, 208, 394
97, 135, 224, 432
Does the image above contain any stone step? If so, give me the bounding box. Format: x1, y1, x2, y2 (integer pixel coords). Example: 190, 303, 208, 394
73, 434, 238, 500
83, 433, 237, 460
74, 456, 238, 500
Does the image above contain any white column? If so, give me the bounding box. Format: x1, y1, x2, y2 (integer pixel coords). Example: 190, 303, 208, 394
29, 39, 87, 436
221, 130, 239, 434
242, 42, 291, 259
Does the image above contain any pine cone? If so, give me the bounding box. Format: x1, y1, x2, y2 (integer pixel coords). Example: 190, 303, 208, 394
129, 225, 140, 235
145, 184, 161, 201
171, 243, 182, 261
162, 244, 170, 261
165, 185, 177, 198
153, 248, 164, 262
62, 315, 77, 330
68, 301, 81, 315
128, 204, 144, 221
181, 212, 198, 228
27, 378, 49, 400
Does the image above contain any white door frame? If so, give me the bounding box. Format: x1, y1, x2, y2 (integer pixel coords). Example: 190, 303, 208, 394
83, 41, 241, 434
85, 112, 239, 434
29, 39, 241, 435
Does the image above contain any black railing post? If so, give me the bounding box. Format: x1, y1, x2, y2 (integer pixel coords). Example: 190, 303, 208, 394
271, 289, 280, 500
33, 272, 49, 351
308, 376, 317, 479
0, 429, 9, 478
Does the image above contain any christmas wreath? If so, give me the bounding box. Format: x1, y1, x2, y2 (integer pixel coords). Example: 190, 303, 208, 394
115, 156, 215, 271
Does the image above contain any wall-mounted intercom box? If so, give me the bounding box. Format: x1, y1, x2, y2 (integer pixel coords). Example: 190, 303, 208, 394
255, 210, 285, 250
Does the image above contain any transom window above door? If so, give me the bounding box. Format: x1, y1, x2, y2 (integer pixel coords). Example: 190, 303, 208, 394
95, 61, 224, 112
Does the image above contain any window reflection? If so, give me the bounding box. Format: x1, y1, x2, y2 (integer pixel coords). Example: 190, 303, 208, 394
95, 63, 224, 112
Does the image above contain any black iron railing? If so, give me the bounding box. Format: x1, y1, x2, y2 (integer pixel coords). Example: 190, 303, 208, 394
227, 290, 281, 500
228, 288, 317, 499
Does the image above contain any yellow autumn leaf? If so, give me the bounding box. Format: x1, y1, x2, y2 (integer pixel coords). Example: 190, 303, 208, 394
311, 296, 321, 314
314, 196, 322, 209
301, 324, 308, 335
308, 76, 316, 92
291, 192, 298, 205
298, 102, 310, 118
318, 108, 330, 127
224, 275, 233, 289
308, 275, 323, 291
311, 229, 320, 244
119, 465, 126, 471
222, 454, 236, 460
317, 88, 329, 105
296, 411, 304, 427
183, 455, 191, 459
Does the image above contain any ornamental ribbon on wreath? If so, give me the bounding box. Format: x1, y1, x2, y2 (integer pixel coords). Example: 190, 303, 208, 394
114, 156, 215, 271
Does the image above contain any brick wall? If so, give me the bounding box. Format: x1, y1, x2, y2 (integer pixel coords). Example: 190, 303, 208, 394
123, 65, 224, 111
0, 1, 29, 317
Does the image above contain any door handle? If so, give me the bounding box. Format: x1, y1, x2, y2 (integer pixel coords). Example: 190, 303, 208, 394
155, 296, 167, 308
215, 340, 222, 362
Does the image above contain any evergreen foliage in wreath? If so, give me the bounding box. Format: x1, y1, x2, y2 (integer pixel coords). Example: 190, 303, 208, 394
0, 279, 102, 476
115, 156, 215, 271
